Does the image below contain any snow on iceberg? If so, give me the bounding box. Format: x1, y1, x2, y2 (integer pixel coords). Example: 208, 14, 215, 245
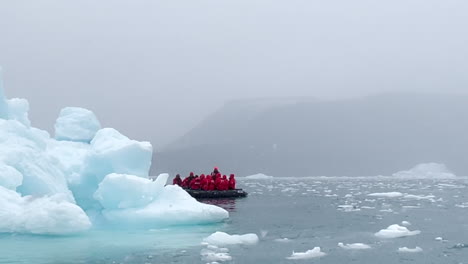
392, 163, 456, 179
245, 173, 274, 179
287, 247, 326, 260
203, 232, 259, 246
0, 74, 229, 234
375, 224, 421, 239
55, 107, 101, 142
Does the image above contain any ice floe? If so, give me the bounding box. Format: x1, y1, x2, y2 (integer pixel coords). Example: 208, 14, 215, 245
375, 224, 421, 239
203, 232, 259, 246
398, 246, 423, 253
338, 242, 371, 250
287, 247, 326, 260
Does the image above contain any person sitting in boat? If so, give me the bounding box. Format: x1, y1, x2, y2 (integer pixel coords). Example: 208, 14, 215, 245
219, 175, 229, 191
228, 174, 236, 190
211, 167, 220, 176
173, 174, 182, 186
214, 173, 222, 190
206, 175, 215, 190
190, 176, 201, 190
199, 174, 206, 189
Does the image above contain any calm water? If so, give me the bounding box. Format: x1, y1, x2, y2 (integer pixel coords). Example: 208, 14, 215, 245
1, 177, 468, 264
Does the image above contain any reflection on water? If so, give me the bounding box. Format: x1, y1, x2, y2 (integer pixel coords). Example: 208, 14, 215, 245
199, 198, 238, 212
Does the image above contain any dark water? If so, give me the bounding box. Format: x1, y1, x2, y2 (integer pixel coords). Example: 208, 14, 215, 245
1, 177, 468, 263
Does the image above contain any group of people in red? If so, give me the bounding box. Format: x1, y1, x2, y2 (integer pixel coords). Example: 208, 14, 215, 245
172, 167, 236, 191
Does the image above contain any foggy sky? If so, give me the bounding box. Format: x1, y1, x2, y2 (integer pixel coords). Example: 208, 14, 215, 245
0, 0, 467, 148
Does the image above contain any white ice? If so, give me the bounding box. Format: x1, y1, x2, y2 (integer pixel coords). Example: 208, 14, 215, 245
338, 242, 371, 250
54, 107, 101, 142
367, 192, 403, 198
287, 247, 326, 260
392, 163, 456, 179
245, 173, 274, 179
401, 221, 411, 226
203, 232, 259, 246
0, 186, 91, 234
398, 246, 423, 253
375, 224, 421, 239
0, 75, 229, 235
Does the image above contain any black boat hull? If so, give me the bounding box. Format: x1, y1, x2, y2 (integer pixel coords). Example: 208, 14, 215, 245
186, 189, 248, 199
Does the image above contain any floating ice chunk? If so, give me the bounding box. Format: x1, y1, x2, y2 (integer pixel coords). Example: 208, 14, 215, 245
435, 237, 443, 241
203, 232, 259, 246
401, 221, 411, 226
287, 247, 326, 260
393, 163, 456, 179
201, 246, 232, 262
54, 107, 101, 142
100, 182, 228, 226
0, 164, 23, 190
338, 242, 371, 250
245, 173, 273, 179
375, 224, 421, 239
274, 238, 292, 243
398, 247, 423, 253
368, 192, 403, 198
0, 186, 91, 234
403, 194, 436, 201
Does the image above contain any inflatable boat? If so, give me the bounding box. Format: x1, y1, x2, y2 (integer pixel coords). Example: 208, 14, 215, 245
186, 189, 248, 199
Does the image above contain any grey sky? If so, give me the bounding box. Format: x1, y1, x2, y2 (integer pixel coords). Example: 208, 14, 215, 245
0, 0, 467, 148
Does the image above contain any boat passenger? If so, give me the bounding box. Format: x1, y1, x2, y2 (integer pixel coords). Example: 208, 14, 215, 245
220, 175, 229, 191
211, 167, 220, 176
173, 174, 182, 186
207, 176, 215, 191
229, 174, 236, 190
215, 173, 222, 190
190, 176, 201, 190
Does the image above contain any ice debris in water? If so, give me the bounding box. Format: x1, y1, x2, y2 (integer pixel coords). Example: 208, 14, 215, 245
401, 221, 411, 226
338, 242, 371, 250
0, 77, 229, 235
367, 192, 403, 198
200, 245, 232, 262
398, 246, 423, 253
245, 173, 274, 179
203, 232, 259, 246
375, 224, 421, 239
274, 238, 292, 243
287, 247, 326, 260
392, 163, 456, 179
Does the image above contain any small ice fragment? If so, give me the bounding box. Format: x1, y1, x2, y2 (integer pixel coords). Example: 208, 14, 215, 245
287, 247, 326, 260
375, 224, 421, 239
338, 242, 371, 250
398, 247, 423, 253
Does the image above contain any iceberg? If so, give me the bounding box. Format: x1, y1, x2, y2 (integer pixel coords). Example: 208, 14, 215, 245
338, 242, 371, 250
398, 246, 423, 253
245, 173, 274, 179
0, 74, 229, 235
392, 163, 456, 179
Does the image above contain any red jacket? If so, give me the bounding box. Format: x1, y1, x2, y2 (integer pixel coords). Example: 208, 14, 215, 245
229, 178, 236, 190
190, 178, 201, 190
173, 177, 182, 186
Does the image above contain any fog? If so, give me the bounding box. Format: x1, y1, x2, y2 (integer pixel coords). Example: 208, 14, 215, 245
1, 0, 467, 148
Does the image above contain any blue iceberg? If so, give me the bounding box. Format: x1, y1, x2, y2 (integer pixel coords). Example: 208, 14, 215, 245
0, 73, 228, 235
